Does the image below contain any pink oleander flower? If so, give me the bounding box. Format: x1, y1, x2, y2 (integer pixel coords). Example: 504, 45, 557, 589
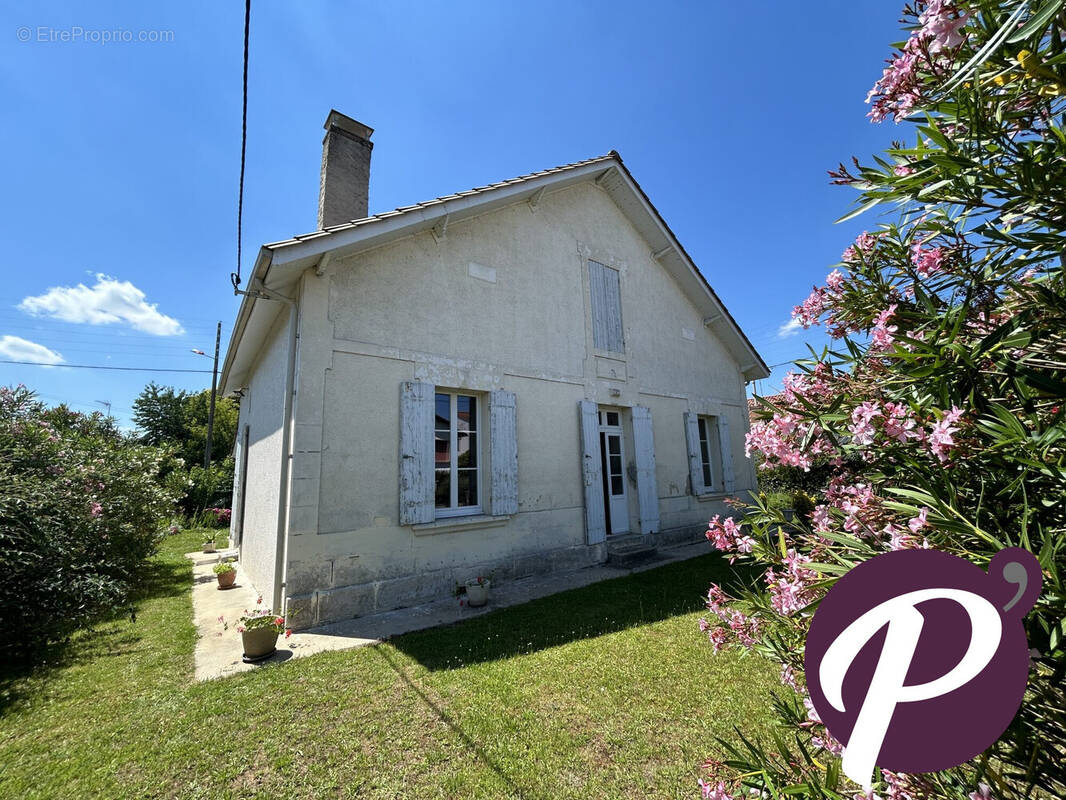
883, 401, 921, 443
969, 784, 994, 800
929, 405, 964, 462
706, 626, 729, 654
867, 2, 969, 122
870, 304, 899, 353
811, 504, 832, 533
90, 502, 103, 518
780, 663, 802, 692
706, 515, 745, 552
924, 6, 970, 53
894, 164, 915, 176
706, 583, 729, 617
908, 507, 929, 533
793, 286, 830, 328
884, 523, 915, 551
849, 401, 883, 446
912, 244, 946, 277
698, 779, 735, 800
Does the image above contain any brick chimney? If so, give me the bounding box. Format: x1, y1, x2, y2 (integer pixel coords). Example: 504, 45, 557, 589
317, 110, 374, 228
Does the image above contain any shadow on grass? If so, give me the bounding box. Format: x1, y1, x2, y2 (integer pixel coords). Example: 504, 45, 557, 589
392, 552, 757, 672
0, 552, 191, 715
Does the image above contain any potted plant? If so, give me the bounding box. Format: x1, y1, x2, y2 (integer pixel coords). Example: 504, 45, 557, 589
201, 532, 217, 553
222, 597, 293, 663
464, 575, 491, 607
213, 561, 237, 589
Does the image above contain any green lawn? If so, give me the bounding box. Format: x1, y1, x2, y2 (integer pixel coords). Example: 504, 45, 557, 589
0, 530, 780, 799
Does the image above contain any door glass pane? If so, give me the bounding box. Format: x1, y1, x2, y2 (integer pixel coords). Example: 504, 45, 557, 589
608, 436, 621, 455
702, 462, 713, 488
610, 454, 622, 476
457, 469, 478, 506
606, 411, 619, 427
611, 475, 624, 495
435, 393, 450, 430
457, 432, 477, 468
457, 395, 476, 432
435, 469, 450, 508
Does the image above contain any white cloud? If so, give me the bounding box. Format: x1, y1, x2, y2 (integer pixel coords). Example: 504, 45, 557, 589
777, 317, 803, 338
18, 273, 184, 336
0, 335, 65, 365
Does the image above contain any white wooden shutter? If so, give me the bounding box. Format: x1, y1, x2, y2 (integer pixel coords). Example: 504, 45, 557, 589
717, 414, 736, 494
589, 260, 624, 353
683, 411, 705, 496
399, 381, 435, 525
579, 400, 606, 544
489, 389, 518, 516
632, 405, 660, 534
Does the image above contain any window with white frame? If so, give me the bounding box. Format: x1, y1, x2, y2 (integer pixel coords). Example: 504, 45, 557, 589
698, 416, 724, 493
434, 391, 481, 516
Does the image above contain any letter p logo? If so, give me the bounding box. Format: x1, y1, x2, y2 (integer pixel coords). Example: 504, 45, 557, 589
805, 548, 1041, 789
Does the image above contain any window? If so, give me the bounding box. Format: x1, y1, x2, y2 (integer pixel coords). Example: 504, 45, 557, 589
434, 391, 481, 516
698, 416, 724, 493
588, 260, 624, 353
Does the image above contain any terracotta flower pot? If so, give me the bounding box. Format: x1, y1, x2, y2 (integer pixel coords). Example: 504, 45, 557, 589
241, 627, 279, 661
216, 570, 236, 589
465, 581, 491, 607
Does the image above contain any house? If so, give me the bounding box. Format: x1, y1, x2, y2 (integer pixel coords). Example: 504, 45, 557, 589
220, 111, 770, 628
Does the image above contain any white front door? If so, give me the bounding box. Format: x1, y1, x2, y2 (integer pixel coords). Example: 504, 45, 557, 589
598, 409, 628, 535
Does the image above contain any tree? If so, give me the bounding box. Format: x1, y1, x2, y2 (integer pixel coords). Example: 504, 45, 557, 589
131, 382, 190, 450
131, 382, 238, 466
698, 3, 1065, 799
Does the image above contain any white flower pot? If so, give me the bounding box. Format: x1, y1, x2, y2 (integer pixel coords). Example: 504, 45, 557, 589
465, 581, 490, 607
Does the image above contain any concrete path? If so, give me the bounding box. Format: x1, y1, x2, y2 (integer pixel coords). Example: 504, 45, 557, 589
188, 538, 713, 681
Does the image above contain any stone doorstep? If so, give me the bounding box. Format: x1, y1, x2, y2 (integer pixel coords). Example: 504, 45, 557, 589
186, 537, 716, 682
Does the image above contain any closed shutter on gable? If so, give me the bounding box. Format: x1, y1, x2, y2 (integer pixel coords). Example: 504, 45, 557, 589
631, 405, 660, 534
578, 400, 606, 544
683, 411, 705, 496
717, 414, 736, 494
399, 381, 435, 525
589, 260, 624, 353
489, 389, 518, 515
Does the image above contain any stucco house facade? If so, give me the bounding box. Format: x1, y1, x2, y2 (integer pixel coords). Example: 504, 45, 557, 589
220, 111, 769, 628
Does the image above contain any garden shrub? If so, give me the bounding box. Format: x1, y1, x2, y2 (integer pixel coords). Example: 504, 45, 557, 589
698, 3, 1066, 799
0, 386, 179, 659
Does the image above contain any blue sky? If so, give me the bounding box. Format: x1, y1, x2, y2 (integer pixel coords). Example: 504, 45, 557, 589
1, 1, 908, 428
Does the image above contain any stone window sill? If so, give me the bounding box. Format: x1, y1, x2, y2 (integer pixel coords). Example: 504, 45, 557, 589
412, 514, 511, 535
695, 492, 730, 502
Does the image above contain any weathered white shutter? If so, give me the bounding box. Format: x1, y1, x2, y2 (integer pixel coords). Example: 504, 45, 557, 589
631, 405, 660, 534
683, 411, 705, 496
489, 389, 518, 516
717, 414, 736, 494
589, 260, 624, 353
399, 381, 435, 525
578, 400, 606, 544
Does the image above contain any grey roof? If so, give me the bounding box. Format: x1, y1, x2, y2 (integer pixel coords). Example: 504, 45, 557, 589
263, 152, 618, 250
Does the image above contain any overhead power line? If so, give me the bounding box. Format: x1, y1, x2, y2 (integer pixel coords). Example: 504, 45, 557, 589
231, 0, 251, 293
0, 360, 211, 374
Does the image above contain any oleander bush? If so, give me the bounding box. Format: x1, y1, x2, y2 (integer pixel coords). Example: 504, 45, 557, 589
0, 385, 179, 659
697, 3, 1066, 799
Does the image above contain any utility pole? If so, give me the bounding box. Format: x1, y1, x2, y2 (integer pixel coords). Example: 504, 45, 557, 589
204, 321, 221, 468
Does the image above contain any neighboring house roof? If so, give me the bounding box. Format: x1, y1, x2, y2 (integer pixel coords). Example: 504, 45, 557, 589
220, 151, 770, 394
748, 394, 785, 424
